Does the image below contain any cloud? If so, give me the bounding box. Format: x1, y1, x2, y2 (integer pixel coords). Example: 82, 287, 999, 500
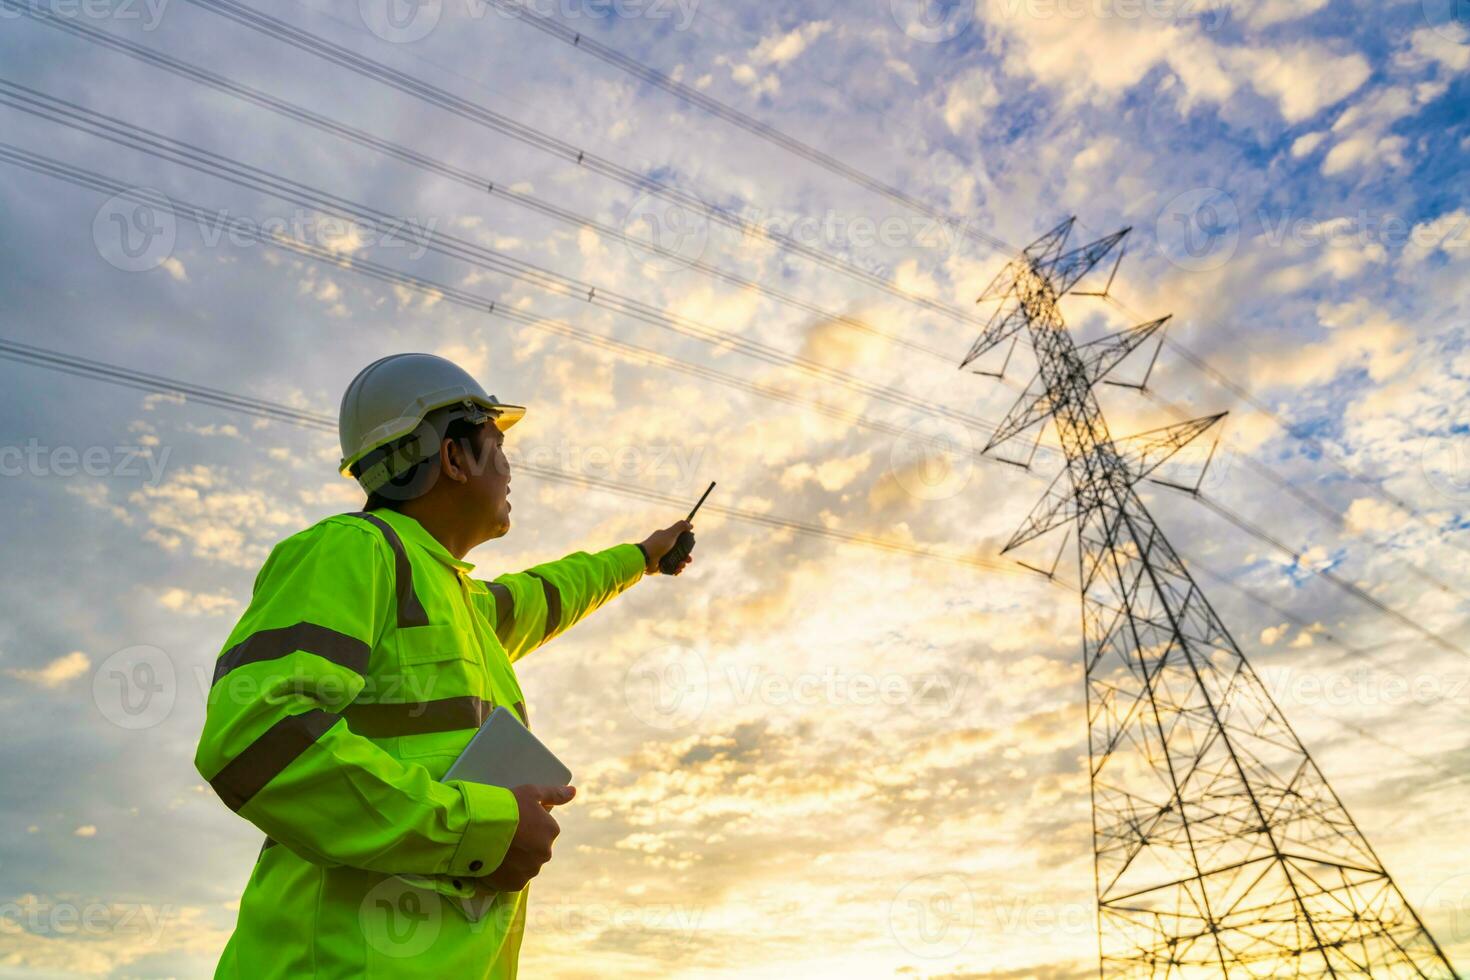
941, 69, 1002, 134
779, 450, 873, 492
124, 465, 305, 568
1344, 497, 1404, 536
1291, 131, 1327, 157
1229, 43, 1371, 124
1260, 623, 1289, 646
716, 20, 833, 99
1316, 83, 1440, 177
1243, 298, 1412, 390
1401, 209, 1470, 266
1397, 25, 1470, 73
978, 0, 1367, 123
1231, 0, 1330, 28
5, 651, 90, 689
155, 587, 241, 617
751, 20, 832, 65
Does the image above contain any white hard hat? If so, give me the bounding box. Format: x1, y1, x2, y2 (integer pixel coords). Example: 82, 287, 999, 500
338, 352, 524, 492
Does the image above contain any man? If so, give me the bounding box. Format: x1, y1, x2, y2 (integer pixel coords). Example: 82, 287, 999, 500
194, 352, 696, 977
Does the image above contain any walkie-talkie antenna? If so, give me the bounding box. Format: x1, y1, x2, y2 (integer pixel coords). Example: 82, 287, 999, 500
686, 481, 716, 521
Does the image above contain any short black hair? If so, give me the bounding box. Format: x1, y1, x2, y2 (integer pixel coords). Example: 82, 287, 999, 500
359, 415, 490, 512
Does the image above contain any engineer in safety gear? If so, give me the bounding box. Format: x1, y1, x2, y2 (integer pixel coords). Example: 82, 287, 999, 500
194, 352, 696, 977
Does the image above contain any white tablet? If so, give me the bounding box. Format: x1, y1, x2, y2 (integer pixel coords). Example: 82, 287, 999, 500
444, 706, 572, 788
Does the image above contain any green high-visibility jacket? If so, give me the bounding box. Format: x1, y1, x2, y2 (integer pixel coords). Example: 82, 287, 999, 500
194, 509, 646, 978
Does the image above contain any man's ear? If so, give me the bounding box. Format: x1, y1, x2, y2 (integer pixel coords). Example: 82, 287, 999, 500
439, 437, 469, 484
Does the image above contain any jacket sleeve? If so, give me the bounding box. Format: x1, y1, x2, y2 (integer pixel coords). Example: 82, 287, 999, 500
476, 543, 645, 663
194, 519, 519, 877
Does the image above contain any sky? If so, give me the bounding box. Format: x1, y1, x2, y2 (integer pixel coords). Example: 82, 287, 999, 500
0, 0, 1468, 976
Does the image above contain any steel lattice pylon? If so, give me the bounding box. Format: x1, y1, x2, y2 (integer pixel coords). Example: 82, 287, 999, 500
964, 219, 1457, 978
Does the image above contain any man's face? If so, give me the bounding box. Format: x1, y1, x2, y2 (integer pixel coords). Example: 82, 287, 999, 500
454, 423, 512, 540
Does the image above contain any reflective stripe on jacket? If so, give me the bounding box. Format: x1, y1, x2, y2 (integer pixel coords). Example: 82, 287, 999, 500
194, 509, 645, 978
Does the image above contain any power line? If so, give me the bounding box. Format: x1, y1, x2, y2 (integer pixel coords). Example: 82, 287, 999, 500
55, 0, 1449, 558
9, 138, 1463, 693
1103, 293, 1470, 561
23, 330, 1459, 798
1175, 487, 1470, 661
467, 0, 1015, 253
0, 141, 1004, 474
0, 81, 1011, 441
1136, 388, 1470, 608
2, 1, 958, 367
30, 0, 1434, 583
0, 335, 1023, 575
173, 0, 997, 331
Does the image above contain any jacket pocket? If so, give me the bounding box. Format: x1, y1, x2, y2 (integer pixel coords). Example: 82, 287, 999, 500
394, 623, 479, 667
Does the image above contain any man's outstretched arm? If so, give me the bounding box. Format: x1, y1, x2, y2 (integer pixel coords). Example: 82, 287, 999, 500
479, 520, 692, 663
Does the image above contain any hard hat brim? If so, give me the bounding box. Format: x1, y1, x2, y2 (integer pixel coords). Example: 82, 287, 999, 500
491, 404, 525, 432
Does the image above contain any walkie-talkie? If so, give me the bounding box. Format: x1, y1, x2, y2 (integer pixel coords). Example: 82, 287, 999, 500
660, 481, 715, 575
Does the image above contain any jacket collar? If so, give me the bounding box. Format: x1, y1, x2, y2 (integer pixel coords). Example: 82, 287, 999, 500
372, 508, 476, 573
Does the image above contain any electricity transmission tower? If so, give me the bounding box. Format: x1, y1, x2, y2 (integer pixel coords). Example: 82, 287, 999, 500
963, 219, 1457, 978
